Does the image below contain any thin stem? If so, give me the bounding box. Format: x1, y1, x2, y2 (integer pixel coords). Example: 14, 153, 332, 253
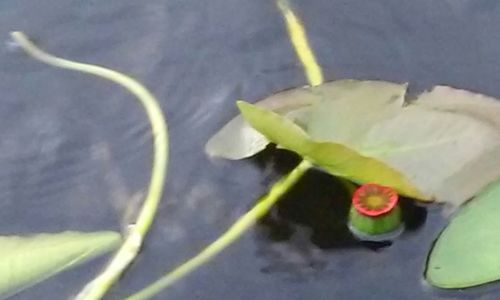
10, 32, 169, 300
126, 160, 312, 300
127, 1, 323, 298
277, 0, 324, 86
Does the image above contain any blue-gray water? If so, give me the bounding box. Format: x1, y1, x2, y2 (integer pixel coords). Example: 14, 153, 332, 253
1, 0, 500, 299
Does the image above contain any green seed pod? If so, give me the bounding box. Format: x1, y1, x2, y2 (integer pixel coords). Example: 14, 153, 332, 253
348, 183, 403, 242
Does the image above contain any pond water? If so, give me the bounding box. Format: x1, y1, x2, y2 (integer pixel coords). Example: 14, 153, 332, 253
1, 0, 500, 299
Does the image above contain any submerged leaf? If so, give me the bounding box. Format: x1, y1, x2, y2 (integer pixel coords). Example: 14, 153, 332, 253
237, 101, 426, 199
0, 231, 121, 298
426, 180, 500, 288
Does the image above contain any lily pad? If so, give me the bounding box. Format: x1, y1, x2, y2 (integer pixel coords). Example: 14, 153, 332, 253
426, 179, 500, 288
237, 101, 426, 199
213, 80, 500, 206
307, 80, 408, 146
412, 86, 500, 204
305, 84, 500, 205
356, 105, 500, 205
205, 80, 405, 159
205, 84, 319, 159
0, 231, 121, 298
415, 85, 500, 130
237, 87, 500, 204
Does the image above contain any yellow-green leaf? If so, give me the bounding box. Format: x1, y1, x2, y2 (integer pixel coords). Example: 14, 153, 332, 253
205, 84, 320, 159
0, 231, 121, 298
237, 101, 426, 199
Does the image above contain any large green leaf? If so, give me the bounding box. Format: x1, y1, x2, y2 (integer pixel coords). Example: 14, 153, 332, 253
205, 80, 400, 159
0, 231, 121, 298
426, 180, 500, 288
355, 105, 500, 205
214, 80, 500, 205
237, 101, 426, 200
415, 85, 500, 130
307, 80, 407, 146
411, 86, 500, 204
303, 83, 500, 205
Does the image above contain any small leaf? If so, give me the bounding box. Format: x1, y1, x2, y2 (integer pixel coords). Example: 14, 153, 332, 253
237, 101, 426, 199
0, 231, 121, 298
426, 179, 500, 288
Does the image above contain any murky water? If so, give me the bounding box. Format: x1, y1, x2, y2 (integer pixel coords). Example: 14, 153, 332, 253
1, 0, 500, 299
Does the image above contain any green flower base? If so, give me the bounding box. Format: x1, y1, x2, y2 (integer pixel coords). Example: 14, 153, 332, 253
348, 205, 403, 242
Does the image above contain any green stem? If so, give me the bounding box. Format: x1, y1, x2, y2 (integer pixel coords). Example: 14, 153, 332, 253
126, 159, 312, 300
10, 32, 169, 300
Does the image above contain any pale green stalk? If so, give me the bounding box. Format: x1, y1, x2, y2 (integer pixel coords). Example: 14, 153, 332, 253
126, 1, 322, 298
10, 32, 169, 300
126, 160, 312, 300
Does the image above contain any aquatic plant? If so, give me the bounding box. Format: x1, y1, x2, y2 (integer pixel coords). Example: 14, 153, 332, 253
5, 0, 500, 298
9, 32, 168, 300
0, 231, 120, 298
129, 0, 500, 298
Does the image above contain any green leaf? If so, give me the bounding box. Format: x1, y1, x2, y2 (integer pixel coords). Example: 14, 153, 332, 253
307, 80, 407, 146
219, 80, 500, 205
0, 231, 121, 298
205, 84, 320, 159
237, 101, 426, 199
415, 85, 500, 130
205, 80, 391, 159
411, 86, 500, 204
305, 83, 500, 205
426, 179, 500, 288
356, 105, 500, 205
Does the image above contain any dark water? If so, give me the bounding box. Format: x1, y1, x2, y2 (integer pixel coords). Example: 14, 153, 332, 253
1, 0, 500, 299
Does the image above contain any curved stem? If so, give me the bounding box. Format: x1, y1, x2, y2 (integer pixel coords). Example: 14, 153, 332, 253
10, 32, 169, 300
126, 1, 323, 298
126, 160, 312, 300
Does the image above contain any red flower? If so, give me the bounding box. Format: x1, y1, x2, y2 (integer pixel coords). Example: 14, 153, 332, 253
352, 183, 399, 217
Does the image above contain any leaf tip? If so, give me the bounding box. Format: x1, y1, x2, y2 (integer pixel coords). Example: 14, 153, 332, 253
236, 100, 250, 110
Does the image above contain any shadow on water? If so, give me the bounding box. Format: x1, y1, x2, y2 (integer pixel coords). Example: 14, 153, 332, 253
249, 148, 428, 276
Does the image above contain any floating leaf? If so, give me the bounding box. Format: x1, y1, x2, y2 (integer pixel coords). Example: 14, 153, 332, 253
355, 105, 500, 205
216, 80, 500, 205
295, 82, 500, 204
237, 101, 426, 199
411, 86, 500, 204
0, 231, 121, 298
415, 85, 500, 130
206, 80, 410, 159
205, 85, 319, 159
426, 179, 500, 288
307, 80, 408, 146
